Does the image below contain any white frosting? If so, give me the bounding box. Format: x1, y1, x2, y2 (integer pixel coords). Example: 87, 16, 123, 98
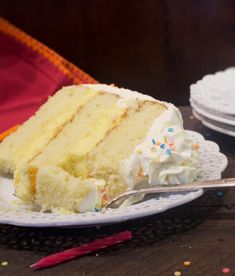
83, 84, 198, 188
121, 108, 198, 188
83, 84, 156, 102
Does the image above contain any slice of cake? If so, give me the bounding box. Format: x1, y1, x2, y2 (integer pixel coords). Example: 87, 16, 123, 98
0, 84, 198, 213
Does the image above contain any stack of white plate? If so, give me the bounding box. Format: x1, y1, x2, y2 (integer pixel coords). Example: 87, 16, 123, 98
190, 68, 235, 137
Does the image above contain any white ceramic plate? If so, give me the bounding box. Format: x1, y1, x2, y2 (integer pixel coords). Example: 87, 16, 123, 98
193, 110, 235, 137
190, 67, 235, 115
190, 98, 235, 126
0, 131, 227, 228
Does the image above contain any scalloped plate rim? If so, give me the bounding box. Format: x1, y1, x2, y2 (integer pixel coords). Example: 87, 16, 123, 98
190, 67, 235, 115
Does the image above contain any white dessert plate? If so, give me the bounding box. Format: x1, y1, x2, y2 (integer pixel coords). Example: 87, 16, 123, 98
190, 98, 235, 126
193, 110, 235, 137
190, 67, 235, 115
0, 131, 227, 228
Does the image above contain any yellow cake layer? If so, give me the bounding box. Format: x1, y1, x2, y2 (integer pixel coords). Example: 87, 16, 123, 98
35, 166, 105, 213
14, 92, 128, 202
0, 86, 98, 174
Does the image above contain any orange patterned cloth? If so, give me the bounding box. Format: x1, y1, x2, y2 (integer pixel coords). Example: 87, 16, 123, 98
0, 18, 97, 133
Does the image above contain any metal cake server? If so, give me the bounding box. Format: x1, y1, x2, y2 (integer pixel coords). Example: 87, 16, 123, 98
104, 177, 235, 209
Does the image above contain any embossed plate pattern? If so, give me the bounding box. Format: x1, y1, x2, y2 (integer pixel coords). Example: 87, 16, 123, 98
190, 67, 235, 115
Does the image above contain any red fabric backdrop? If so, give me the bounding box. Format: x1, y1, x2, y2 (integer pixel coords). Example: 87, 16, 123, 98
0, 18, 97, 133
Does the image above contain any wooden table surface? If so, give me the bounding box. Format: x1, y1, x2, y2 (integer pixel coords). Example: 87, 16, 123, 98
0, 106, 234, 276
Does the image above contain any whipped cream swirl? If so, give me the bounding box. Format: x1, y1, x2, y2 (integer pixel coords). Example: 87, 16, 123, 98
121, 106, 198, 188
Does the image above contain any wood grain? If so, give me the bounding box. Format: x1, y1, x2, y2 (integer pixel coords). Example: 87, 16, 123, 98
1, 0, 235, 105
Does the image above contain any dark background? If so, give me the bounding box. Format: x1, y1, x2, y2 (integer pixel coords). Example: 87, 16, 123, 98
1, 0, 235, 105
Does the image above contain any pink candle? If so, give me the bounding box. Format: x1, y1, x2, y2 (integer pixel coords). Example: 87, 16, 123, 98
30, 231, 132, 270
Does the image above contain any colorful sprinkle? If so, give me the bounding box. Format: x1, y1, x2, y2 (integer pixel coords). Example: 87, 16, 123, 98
169, 143, 175, 150
192, 143, 200, 150
156, 141, 161, 145
101, 188, 108, 203
94, 208, 101, 212
160, 143, 166, 149
136, 149, 143, 155
222, 267, 230, 274
166, 149, 171, 155
174, 271, 181, 276
152, 139, 156, 145
138, 167, 144, 177
183, 261, 191, 266
168, 127, 174, 132
1, 261, 8, 266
